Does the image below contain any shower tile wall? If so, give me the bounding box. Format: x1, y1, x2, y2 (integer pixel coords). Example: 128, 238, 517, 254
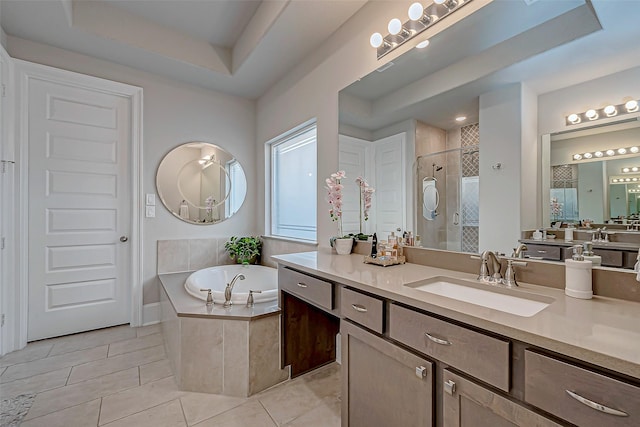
461, 123, 480, 253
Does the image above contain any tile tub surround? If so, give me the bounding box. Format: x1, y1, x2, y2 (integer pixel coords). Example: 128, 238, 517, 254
0, 324, 340, 426
159, 272, 288, 397
273, 249, 640, 380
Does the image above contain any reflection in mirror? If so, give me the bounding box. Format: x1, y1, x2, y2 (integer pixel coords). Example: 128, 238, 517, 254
156, 142, 247, 225
545, 121, 640, 225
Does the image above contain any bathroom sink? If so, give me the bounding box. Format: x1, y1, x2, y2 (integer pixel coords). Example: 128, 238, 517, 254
407, 277, 553, 317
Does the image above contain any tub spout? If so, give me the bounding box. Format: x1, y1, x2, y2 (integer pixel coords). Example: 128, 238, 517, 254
223, 274, 245, 308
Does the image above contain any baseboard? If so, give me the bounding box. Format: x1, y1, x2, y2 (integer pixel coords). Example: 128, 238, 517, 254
142, 302, 161, 326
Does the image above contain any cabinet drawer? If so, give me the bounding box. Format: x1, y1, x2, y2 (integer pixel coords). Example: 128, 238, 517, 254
389, 304, 510, 391
525, 244, 562, 260
525, 350, 640, 426
623, 251, 637, 269
340, 287, 384, 334
593, 248, 623, 267
279, 266, 333, 311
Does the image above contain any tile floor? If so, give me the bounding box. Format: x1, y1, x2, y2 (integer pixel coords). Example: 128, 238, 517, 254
0, 324, 341, 426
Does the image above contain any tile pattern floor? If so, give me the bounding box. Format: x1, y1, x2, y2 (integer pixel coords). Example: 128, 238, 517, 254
0, 324, 341, 426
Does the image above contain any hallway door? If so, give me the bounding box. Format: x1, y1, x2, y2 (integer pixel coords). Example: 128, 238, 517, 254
26, 69, 132, 340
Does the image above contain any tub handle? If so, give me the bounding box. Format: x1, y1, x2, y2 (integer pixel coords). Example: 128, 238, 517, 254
199, 289, 214, 307
246, 290, 263, 308
296, 283, 308, 288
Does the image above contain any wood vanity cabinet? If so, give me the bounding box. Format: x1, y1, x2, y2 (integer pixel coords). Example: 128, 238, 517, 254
525, 350, 640, 426
341, 320, 434, 427
442, 369, 562, 427
279, 266, 340, 378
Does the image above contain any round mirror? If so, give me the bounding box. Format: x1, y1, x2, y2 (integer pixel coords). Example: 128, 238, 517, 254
156, 142, 247, 224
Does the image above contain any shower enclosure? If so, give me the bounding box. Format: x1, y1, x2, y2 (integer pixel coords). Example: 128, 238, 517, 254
417, 144, 479, 253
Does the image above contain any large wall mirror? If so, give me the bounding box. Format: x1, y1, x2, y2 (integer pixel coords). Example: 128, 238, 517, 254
542, 120, 640, 225
156, 142, 247, 225
337, 1, 634, 257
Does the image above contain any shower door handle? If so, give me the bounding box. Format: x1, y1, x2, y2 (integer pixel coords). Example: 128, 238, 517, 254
453, 212, 460, 225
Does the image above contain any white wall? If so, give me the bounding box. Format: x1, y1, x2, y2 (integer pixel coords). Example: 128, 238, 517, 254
577, 162, 605, 223
478, 84, 523, 254
256, 1, 424, 246
7, 36, 256, 305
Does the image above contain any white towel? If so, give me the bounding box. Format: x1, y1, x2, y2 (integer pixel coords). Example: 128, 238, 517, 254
635, 249, 640, 282
179, 201, 189, 220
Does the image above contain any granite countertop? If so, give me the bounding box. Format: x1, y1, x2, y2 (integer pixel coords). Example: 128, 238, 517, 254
272, 248, 640, 379
520, 238, 640, 251
159, 272, 280, 320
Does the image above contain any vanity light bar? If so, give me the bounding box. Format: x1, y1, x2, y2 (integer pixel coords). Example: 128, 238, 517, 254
611, 176, 640, 183
573, 146, 640, 161
629, 189, 640, 193
566, 99, 639, 126
370, 0, 473, 60
621, 166, 640, 173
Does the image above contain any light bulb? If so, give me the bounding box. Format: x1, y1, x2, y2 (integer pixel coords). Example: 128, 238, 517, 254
408, 2, 424, 21
416, 40, 430, 49
633, 167, 639, 172
634, 178, 639, 182
625, 100, 639, 112
585, 109, 598, 120
370, 33, 383, 48
613, 179, 619, 183
631, 147, 639, 153
573, 154, 582, 160
455, 116, 466, 122
594, 151, 603, 158
434, 0, 446, 4
388, 18, 402, 35
618, 148, 627, 154
606, 149, 616, 156
626, 178, 632, 182
584, 152, 593, 159
567, 113, 581, 124
623, 167, 631, 173
604, 105, 617, 117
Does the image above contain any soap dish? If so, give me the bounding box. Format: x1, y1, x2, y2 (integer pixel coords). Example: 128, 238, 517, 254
364, 255, 406, 266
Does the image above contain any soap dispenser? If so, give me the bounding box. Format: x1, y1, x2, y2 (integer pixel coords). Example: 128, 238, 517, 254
565, 245, 593, 299
532, 229, 543, 240
582, 242, 602, 267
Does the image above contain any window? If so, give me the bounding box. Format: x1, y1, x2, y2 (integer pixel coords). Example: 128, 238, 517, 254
269, 122, 317, 241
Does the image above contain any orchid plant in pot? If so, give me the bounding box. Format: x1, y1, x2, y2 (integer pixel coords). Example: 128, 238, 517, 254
356, 176, 375, 236
326, 170, 353, 254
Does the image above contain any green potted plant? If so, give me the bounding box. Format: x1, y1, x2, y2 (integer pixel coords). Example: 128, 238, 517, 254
224, 236, 262, 265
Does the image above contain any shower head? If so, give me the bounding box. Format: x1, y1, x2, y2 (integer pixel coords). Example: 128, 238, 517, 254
432, 163, 443, 172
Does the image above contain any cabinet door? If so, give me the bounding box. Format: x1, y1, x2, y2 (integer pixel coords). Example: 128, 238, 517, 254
442, 369, 561, 427
342, 321, 433, 427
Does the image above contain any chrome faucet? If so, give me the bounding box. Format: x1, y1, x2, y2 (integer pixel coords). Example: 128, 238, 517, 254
479, 250, 502, 283
223, 273, 245, 308
511, 243, 528, 259
502, 259, 528, 287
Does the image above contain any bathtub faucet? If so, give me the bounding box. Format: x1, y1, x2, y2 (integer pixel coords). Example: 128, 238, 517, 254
223, 274, 245, 308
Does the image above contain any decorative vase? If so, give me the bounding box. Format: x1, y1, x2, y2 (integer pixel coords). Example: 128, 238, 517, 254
334, 237, 353, 255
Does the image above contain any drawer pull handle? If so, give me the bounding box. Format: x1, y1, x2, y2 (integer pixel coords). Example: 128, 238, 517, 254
425, 332, 451, 346
296, 283, 308, 288
565, 390, 629, 417
537, 250, 547, 254
415, 366, 427, 379
351, 304, 368, 313
444, 379, 456, 395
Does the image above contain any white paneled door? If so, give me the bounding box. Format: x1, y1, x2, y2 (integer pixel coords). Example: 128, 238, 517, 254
27, 73, 132, 341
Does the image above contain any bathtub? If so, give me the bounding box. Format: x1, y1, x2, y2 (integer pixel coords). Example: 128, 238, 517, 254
184, 264, 278, 305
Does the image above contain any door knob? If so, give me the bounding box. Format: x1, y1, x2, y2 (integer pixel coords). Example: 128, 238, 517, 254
120, 236, 129, 242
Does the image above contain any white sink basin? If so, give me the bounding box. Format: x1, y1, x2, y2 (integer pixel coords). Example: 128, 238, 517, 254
408, 278, 552, 317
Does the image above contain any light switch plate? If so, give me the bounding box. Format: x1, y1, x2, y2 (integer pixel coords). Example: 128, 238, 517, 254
146, 194, 156, 206
145, 206, 155, 218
